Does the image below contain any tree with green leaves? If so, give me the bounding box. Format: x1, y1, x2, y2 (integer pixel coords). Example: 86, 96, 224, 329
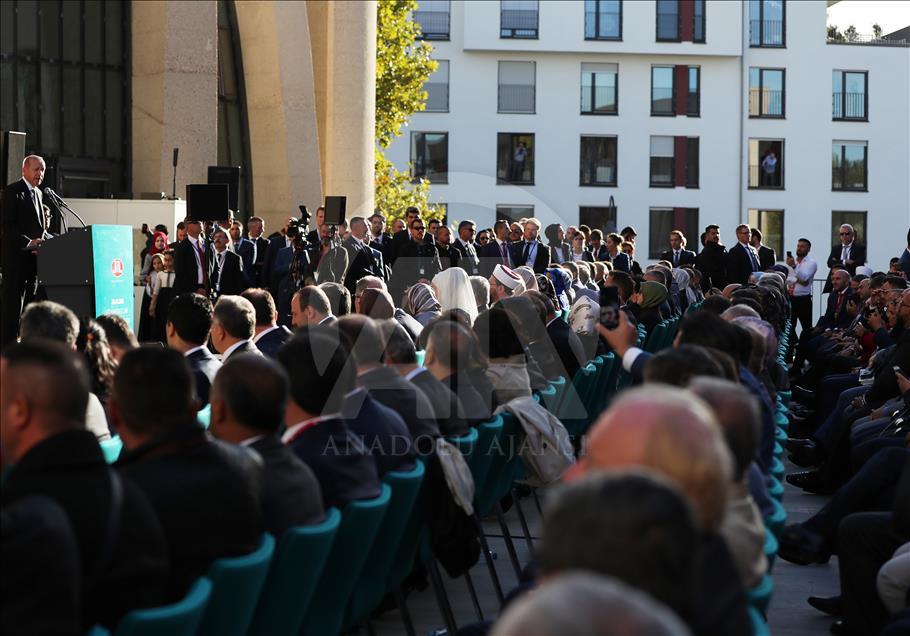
375, 0, 442, 222
873, 23, 882, 39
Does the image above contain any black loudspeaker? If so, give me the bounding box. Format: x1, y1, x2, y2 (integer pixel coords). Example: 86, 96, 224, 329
1, 131, 27, 186
207, 166, 240, 212
324, 196, 347, 226
186, 184, 229, 221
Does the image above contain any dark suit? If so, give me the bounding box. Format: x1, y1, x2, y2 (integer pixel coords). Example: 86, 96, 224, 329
591, 244, 610, 261
1, 179, 48, 344
370, 233, 394, 279
222, 339, 262, 362
545, 317, 586, 381
695, 242, 727, 290
341, 388, 416, 473
261, 234, 290, 287
185, 346, 221, 406
660, 248, 697, 268
236, 236, 269, 285
452, 239, 481, 276
408, 367, 470, 438
210, 249, 245, 297
479, 239, 513, 277
726, 242, 759, 285
173, 237, 208, 296
248, 434, 325, 538
390, 239, 442, 300
342, 236, 381, 294
824, 242, 867, 293
756, 244, 776, 270
608, 251, 632, 273
117, 426, 263, 599
511, 240, 551, 274
437, 243, 461, 270
440, 371, 492, 426
286, 415, 382, 510
254, 325, 292, 358
356, 367, 440, 441
547, 241, 572, 264
2, 430, 169, 629
816, 288, 855, 331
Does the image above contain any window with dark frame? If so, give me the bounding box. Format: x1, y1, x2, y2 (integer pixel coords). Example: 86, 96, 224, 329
748, 138, 785, 189
651, 66, 675, 115
833, 70, 868, 120
496, 204, 534, 223
579, 206, 618, 234
580, 136, 618, 187
656, 0, 680, 41
415, 0, 451, 40
649, 136, 699, 188
584, 0, 622, 40
498, 61, 536, 114
749, 68, 785, 118
581, 62, 618, 115
649, 136, 674, 187
649, 207, 699, 260
693, 0, 706, 42
832, 141, 868, 191
501, 0, 539, 39
497, 133, 535, 185
687, 66, 700, 116
410, 132, 449, 183
747, 208, 784, 259
749, 0, 785, 47
425, 60, 450, 112
830, 211, 867, 247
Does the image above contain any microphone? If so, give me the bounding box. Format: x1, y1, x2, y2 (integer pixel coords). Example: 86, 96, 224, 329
44, 188, 87, 229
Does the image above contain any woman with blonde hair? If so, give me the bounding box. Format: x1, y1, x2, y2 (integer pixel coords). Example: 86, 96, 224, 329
432, 267, 479, 326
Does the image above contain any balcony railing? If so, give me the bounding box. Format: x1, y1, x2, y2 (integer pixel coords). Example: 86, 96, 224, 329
749, 19, 784, 46
748, 88, 784, 117
827, 33, 910, 46
581, 86, 617, 114
749, 164, 783, 188
584, 10, 621, 39
414, 10, 450, 39
501, 9, 538, 38
832, 92, 866, 119
498, 84, 535, 113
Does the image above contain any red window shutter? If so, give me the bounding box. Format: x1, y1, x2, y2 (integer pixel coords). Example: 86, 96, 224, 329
674, 65, 688, 115
680, 0, 695, 42
674, 136, 687, 187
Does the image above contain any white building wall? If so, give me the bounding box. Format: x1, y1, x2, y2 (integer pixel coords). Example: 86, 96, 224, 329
387, 0, 909, 270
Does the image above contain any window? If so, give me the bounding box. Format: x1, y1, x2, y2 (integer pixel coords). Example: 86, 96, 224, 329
498, 61, 535, 113
747, 209, 784, 259
649, 207, 699, 259
693, 0, 705, 42
584, 0, 621, 40
748, 139, 784, 189
501, 0, 538, 39
497, 133, 535, 184
688, 66, 700, 116
749, 0, 785, 47
218, 0, 253, 218
833, 71, 868, 120
832, 141, 868, 191
579, 206, 618, 234
656, 0, 679, 41
651, 66, 674, 115
425, 60, 449, 112
411, 132, 448, 183
649, 136, 674, 187
581, 63, 618, 115
831, 211, 867, 246
496, 205, 534, 223
415, 0, 450, 40
0, 0, 130, 197
749, 68, 785, 118
580, 136, 618, 186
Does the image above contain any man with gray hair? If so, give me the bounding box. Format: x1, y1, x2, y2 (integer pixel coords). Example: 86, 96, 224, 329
824, 223, 867, 293
210, 295, 261, 361
354, 275, 386, 313
469, 275, 490, 314
2, 155, 50, 345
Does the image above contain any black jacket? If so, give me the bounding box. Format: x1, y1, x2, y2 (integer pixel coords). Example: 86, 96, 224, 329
185, 346, 221, 406
210, 249, 245, 297
173, 237, 207, 296
478, 239, 514, 277
695, 242, 727, 290
660, 248, 697, 268
222, 339, 262, 362
437, 243, 461, 270
117, 426, 263, 599
440, 371, 493, 427
756, 245, 776, 270
356, 367, 440, 441
341, 388, 417, 473
254, 325, 292, 358
409, 367, 470, 438
510, 240, 551, 274
452, 239, 481, 276
547, 241, 572, 264
248, 434, 325, 538
236, 236, 269, 284
1, 179, 46, 268
390, 239, 442, 299
2, 430, 169, 630
342, 236, 382, 294
726, 242, 758, 286
866, 329, 910, 406
824, 242, 867, 292
545, 317, 586, 381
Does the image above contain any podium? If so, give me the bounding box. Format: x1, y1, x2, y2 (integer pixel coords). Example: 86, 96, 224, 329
37, 225, 136, 331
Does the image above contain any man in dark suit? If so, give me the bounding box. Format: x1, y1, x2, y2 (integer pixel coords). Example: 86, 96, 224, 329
304, 206, 325, 245
452, 220, 482, 276
277, 329, 382, 510
211, 295, 263, 362
1, 155, 51, 345
209, 354, 325, 537
750, 228, 777, 270
236, 216, 269, 285
166, 293, 221, 406
387, 206, 421, 266
110, 347, 263, 599
342, 387, 416, 474
369, 212, 394, 269
173, 218, 209, 296
423, 320, 495, 425
261, 217, 295, 287
539, 293, 585, 380
695, 225, 728, 291
726, 224, 762, 285
0, 340, 169, 630
479, 219, 514, 277
390, 217, 443, 301
242, 288, 292, 358
209, 227, 246, 297
823, 224, 867, 293
342, 217, 382, 295
660, 230, 697, 268
511, 218, 551, 274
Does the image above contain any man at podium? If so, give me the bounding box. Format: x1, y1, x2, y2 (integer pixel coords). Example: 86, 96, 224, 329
2, 155, 50, 346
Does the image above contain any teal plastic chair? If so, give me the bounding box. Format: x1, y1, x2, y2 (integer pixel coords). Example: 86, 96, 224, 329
475, 412, 522, 517
415, 350, 426, 366
299, 484, 392, 636
748, 605, 770, 636
768, 474, 784, 502
559, 362, 597, 437
589, 353, 616, 421
764, 525, 779, 573
546, 376, 567, 415
113, 577, 212, 636
197, 404, 211, 429
770, 456, 785, 482
746, 573, 774, 614
197, 533, 275, 636
100, 436, 123, 464
764, 496, 787, 538
345, 461, 426, 630
247, 509, 341, 636
644, 321, 668, 353
471, 415, 504, 502
537, 383, 557, 413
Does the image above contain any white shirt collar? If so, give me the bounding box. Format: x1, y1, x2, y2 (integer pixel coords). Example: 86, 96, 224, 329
317, 315, 335, 325
21, 177, 36, 194
222, 340, 250, 358
239, 434, 266, 447
281, 412, 340, 443
183, 345, 208, 358
252, 325, 280, 343
545, 316, 559, 328
405, 366, 427, 381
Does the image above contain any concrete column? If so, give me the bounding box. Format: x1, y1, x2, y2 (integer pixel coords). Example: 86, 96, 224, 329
323, 0, 377, 218
131, 0, 217, 198
306, 1, 331, 179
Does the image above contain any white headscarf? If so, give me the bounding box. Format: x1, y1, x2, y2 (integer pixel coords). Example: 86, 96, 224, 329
672, 268, 698, 305
515, 266, 539, 292
568, 295, 599, 336
432, 267, 479, 326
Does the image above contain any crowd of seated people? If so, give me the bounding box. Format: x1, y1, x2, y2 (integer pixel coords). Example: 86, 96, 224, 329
2, 214, 908, 636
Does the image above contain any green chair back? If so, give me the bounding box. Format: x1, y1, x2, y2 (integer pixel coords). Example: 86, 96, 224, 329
764, 525, 779, 573
415, 350, 426, 367
113, 578, 212, 636
470, 416, 504, 503
247, 509, 341, 636
345, 461, 426, 630
748, 605, 770, 636
197, 404, 211, 429
299, 484, 392, 636
475, 412, 521, 517
198, 534, 275, 636
559, 362, 597, 437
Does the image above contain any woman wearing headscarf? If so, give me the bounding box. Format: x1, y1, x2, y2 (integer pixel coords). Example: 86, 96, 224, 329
568, 295, 601, 360
546, 267, 574, 311
672, 268, 697, 313
515, 266, 539, 293
432, 267, 479, 326
403, 283, 441, 326
628, 280, 668, 334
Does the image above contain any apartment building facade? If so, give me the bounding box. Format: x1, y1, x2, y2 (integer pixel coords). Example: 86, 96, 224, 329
386, 0, 910, 267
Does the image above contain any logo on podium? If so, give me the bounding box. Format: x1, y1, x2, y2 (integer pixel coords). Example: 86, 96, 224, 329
111, 258, 124, 278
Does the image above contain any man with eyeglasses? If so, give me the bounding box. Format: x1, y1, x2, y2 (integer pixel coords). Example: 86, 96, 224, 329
389, 217, 442, 301
824, 224, 866, 293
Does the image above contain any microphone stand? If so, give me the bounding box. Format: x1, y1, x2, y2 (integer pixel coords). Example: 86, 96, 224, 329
45, 189, 87, 230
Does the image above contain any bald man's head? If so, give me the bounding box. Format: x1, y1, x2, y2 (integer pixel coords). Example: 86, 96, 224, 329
573, 386, 732, 531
